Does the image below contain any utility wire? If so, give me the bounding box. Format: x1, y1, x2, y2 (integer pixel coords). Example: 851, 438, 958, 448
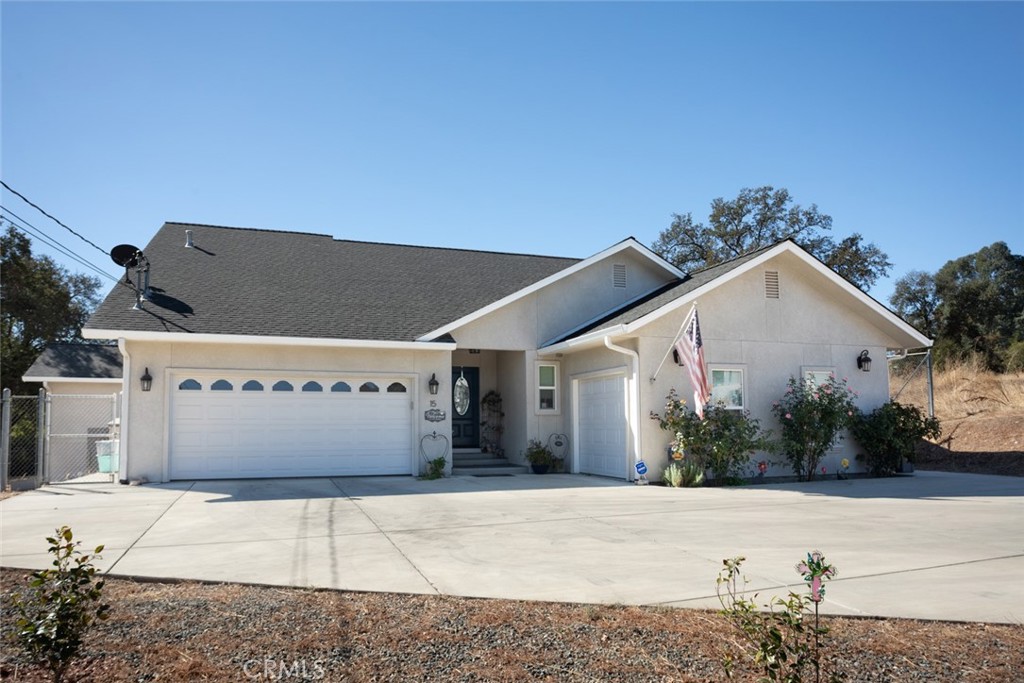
0, 180, 109, 256
1, 206, 120, 283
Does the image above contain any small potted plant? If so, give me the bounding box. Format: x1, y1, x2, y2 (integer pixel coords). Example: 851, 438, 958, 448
524, 439, 554, 474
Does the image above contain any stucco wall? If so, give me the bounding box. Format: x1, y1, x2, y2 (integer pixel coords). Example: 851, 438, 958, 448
121, 340, 451, 482
46, 381, 122, 396
634, 253, 899, 481
496, 351, 527, 464
450, 249, 673, 350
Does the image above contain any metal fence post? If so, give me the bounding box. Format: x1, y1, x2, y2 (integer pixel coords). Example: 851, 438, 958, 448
37, 388, 48, 487
926, 349, 935, 419
1, 388, 11, 492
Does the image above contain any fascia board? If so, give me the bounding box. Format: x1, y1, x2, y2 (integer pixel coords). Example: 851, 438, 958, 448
22, 376, 122, 383
415, 238, 682, 342
82, 328, 456, 351
539, 325, 627, 355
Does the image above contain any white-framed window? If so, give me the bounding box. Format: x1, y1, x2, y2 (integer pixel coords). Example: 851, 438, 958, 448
535, 361, 560, 414
803, 367, 835, 388
710, 367, 744, 409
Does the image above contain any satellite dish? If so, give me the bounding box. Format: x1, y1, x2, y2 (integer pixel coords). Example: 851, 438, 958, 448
110, 244, 142, 268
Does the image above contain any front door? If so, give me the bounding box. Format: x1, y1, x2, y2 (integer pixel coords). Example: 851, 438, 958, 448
451, 367, 479, 449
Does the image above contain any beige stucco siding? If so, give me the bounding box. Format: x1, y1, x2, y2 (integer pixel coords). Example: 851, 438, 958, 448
450, 250, 673, 351
632, 254, 903, 480
120, 340, 451, 482
45, 381, 122, 396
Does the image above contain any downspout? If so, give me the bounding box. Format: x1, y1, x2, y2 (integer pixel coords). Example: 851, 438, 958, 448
603, 337, 642, 481
117, 338, 130, 484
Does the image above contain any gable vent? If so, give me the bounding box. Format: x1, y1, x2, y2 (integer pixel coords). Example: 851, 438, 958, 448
765, 270, 780, 298
613, 263, 627, 288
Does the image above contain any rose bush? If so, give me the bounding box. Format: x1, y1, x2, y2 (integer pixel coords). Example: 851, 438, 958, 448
772, 374, 857, 481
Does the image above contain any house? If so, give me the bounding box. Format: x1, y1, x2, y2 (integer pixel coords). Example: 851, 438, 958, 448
82, 222, 930, 483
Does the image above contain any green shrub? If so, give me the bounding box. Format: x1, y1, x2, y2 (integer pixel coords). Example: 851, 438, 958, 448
717, 553, 840, 682
662, 460, 704, 487
851, 401, 942, 476
772, 375, 857, 481
10, 527, 110, 683
420, 456, 446, 480
523, 439, 554, 467
652, 390, 770, 481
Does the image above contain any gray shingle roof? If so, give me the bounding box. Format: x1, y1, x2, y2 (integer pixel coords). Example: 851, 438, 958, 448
546, 242, 780, 344
85, 223, 580, 342
23, 343, 123, 380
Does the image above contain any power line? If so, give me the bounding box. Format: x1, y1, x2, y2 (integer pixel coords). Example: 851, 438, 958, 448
1, 206, 119, 283
0, 180, 109, 256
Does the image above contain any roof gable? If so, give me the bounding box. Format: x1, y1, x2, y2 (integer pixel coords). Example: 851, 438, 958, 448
545, 240, 931, 350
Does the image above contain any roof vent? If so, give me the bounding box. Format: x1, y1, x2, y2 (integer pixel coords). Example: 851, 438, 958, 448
613, 263, 627, 288
184, 229, 194, 248
765, 270, 780, 299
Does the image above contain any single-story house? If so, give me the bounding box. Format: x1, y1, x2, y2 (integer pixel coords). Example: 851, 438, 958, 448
82, 222, 930, 483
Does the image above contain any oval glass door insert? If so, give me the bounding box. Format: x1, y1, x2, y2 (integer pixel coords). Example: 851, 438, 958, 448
454, 374, 470, 416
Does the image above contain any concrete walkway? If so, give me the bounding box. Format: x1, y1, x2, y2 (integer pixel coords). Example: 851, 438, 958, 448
2, 471, 1021, 623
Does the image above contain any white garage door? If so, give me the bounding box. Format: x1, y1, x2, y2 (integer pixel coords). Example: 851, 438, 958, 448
169, 373, 413, 480
577, 373, 628, 479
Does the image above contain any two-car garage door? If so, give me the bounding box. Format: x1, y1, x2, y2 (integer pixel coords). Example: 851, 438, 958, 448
169, 373, 413, 480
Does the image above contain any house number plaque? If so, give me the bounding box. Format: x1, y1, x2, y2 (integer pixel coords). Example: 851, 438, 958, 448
424, 409, 446, 423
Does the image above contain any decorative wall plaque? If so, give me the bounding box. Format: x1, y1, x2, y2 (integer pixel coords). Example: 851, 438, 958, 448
425, 408, 447, 423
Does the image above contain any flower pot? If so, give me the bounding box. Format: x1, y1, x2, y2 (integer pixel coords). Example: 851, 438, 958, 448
531, 463, 550, 474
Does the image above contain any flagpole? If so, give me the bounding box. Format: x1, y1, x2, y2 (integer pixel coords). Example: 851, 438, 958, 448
649, 302, 697, 383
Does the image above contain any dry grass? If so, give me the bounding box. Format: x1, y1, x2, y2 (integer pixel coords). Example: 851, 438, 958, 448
892, 355, 1024, 421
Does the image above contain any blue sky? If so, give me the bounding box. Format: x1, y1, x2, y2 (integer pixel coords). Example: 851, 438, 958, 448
2, 1, 1022, 305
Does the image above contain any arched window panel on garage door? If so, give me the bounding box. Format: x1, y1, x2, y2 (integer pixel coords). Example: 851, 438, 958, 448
302, 381, 324, 392
359, 382, 379, 393
331, 381, 352, 393
386, 382, 407, 393
242, 380, 264, 391
178, 379, 202, 391
211, 379, 234, 391
272, 380, 294, 392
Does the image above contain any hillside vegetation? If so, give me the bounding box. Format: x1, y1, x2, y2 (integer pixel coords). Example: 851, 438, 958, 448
890, 356, 1024, 476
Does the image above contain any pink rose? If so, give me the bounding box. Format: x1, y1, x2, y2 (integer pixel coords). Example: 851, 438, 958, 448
785, 413, 792, 419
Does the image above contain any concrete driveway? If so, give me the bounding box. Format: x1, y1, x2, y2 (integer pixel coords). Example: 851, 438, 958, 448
1, 471, 1021, 623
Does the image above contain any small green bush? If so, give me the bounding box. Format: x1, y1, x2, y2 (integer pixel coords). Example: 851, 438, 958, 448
652, 390, 770, 481
10, 527, 110, 683
523, 439, 554, 467
662, 460, 704, 487
421, 456, 446, 480
851, 401, 942, 476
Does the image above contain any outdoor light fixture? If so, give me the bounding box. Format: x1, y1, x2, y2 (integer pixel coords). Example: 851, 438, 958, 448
428, 373, 440, 395
856, 350, 872, 372
140, 367, 153, 392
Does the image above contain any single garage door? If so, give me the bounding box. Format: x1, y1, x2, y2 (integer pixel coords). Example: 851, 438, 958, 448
169, 373, 413, 479
577, 373, 628, 479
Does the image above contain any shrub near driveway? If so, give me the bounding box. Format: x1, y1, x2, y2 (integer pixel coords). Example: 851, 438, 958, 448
852, 401, 942, 476
772, 375, 857, 481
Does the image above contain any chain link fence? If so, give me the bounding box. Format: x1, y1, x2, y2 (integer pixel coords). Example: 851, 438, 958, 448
2, 390, 120, 490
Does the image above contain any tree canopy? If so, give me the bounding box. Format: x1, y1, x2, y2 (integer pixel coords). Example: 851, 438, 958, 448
1, 224, 102, 393
890, 242, 1024, 371
651, 186, 892, 291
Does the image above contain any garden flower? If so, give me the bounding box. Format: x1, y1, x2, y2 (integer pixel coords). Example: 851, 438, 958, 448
785, 413, 792, 419
841, 458, 849, 469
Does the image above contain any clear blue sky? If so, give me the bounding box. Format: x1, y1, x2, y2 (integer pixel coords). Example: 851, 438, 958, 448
3, 1, 1022, 305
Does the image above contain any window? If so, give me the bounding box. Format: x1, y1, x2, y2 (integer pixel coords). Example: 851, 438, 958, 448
272, 380, 294, 392
386, 382, 407, 393
536, 362, 559, 413
242, 380, 264, 392
331, 381, 351, 393
359, 382, 379, 393
178, 379, 201, 391
301, 381, 323, 392
804, 369, 834, 388
211, 379, 233, 391
711, 369, 744, 409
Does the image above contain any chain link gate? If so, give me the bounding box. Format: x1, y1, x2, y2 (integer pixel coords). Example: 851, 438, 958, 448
2, 389, 120, 490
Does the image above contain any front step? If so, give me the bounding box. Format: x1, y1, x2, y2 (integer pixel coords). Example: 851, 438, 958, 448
451, 449, 528, 476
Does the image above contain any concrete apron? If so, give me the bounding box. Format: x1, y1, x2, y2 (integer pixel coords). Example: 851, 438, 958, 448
1, 471, 1021, 624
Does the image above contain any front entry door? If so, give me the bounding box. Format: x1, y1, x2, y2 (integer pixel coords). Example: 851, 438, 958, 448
451, 367, 480, 449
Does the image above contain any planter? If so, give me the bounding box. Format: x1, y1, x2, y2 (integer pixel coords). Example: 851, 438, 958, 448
531, 463, 550, 475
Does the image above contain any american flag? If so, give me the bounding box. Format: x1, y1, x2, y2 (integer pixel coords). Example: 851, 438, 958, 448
674, 305, 712, 419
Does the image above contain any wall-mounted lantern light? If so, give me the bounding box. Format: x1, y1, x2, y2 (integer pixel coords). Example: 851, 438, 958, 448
856, 350, 872, 372
428, 373, 440, 395
140, 367, 153, 392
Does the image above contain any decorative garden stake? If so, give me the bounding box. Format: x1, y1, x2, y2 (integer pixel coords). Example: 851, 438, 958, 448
796, 550, 837, 683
